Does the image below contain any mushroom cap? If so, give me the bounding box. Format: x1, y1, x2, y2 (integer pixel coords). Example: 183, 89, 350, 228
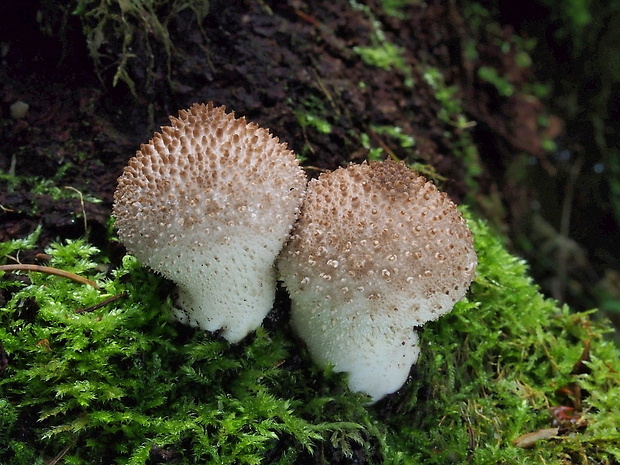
113, 102, 307, 343
278, 160, 477, 400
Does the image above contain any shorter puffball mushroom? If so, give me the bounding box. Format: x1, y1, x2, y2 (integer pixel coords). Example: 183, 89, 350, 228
278, 160, 477, 401
113, 102, 306, 343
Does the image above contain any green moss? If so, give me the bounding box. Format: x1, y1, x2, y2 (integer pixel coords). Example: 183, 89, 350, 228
354, 41, 407, 73
477, 66, 515, 97
360, 132, 385, 161
2, 157, 93, 197
370, 125, 416, 150
422, 67, 482, 199
294, 96, 333, 133
391, 216, 620, 463
360, 125, 415, 162
293, 96, 335, 161
350, 0, 414, 87
380, 0, 416, 20
1, 215, 619, 463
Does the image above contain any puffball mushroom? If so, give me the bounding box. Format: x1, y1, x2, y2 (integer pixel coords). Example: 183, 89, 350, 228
278, 160, 477, 401
113, 102, 306, 343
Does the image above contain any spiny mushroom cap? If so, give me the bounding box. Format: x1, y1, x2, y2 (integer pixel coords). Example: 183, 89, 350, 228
278, 160, 477, 401
113, 102, 307, 343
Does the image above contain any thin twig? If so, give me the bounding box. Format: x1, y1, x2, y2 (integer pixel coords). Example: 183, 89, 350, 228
368, 127, 399, 162
0, 264, 100, 289
302, 165, 330, 174
295, 9, 321, 27
556, 155, 584, 301
64, 186, 88, 234
46, 440, 75, 465
311, 66, 340, 116
75, 292, 127, 313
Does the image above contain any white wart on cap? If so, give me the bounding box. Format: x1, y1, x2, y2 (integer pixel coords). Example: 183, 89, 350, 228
278, 160, 477, 401
113, 102, 307, 343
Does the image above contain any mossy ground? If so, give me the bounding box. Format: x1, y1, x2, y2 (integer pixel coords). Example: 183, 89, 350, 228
1, 215, 619, 464
1, 1, 619, 463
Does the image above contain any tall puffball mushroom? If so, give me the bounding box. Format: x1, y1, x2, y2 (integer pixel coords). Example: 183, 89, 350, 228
278, 160, 477, 401
113, 102, 307, 343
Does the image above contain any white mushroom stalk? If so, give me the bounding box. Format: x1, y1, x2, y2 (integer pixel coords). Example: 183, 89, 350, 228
113, 102, 307, 343
278, 160, 477, 401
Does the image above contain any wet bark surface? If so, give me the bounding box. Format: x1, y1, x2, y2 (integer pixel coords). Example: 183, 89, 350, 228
2, 2, 547, 231
2, 0, 601, 313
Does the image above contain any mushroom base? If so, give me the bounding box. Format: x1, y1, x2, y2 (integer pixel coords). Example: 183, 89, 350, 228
172, 274, 276, 344
142, 238, 281, 343
291, 300, 421, 402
